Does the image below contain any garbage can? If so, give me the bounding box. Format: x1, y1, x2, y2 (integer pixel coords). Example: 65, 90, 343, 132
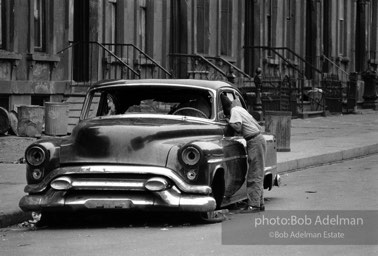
264, 111, 291, 152
45, 102, 69, 136
17, 105, 45, 137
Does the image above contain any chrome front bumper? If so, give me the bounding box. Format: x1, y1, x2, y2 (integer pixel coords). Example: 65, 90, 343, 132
19, 186, 216, 212
20, 165, 216, 213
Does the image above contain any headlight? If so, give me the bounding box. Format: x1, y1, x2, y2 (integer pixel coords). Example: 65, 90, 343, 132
25, 146, 47, 166
179, 145, 203, 167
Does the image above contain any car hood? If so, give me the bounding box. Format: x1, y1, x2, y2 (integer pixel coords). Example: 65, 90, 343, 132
60, 116, 223, 166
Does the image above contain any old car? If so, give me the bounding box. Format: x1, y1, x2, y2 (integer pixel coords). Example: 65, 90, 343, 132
19, 79, 280, 223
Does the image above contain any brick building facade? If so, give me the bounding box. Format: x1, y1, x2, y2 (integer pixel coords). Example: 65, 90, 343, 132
0, 0, 377, 113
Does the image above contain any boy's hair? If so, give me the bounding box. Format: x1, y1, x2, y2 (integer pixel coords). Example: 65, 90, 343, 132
221, 94, 232, 116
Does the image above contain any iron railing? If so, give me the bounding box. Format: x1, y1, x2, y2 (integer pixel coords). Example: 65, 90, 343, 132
245, 46, 325, 115
57, 41, 172, 87
204, 56, 253, 86
169, 53, 228, 81
101, 42, 172, 79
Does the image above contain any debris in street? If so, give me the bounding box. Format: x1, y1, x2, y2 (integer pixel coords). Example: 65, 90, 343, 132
17, 243, 31, 247
14, 157, 25, 164
18, 221, 35, 229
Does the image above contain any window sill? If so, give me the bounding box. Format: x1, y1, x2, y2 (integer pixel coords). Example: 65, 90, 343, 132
28, 53, 60, 63
0, 50, 22, 61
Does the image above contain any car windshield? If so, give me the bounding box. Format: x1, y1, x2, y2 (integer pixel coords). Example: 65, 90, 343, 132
86, 85, 214, 119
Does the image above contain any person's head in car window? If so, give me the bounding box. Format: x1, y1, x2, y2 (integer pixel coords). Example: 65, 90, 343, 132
107, 95, 116, 115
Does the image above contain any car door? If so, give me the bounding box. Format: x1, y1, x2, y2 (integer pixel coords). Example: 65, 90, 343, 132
218, 89, 248, 206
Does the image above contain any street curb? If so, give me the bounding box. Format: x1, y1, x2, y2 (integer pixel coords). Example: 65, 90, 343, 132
0, 210, 32, 228
277, 143, 378, 173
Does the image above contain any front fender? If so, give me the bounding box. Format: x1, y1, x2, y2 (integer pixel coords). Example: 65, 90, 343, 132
166, 136, 247, 200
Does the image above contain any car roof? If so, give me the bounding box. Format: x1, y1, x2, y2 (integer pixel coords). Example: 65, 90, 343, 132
90, 79, 236, 91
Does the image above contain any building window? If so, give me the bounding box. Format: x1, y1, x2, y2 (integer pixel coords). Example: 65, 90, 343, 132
106, 0, 117, 52
0, 0, 3, 48
220, 0, 232, 56
196, 0, 209, 54
338, 19, 345, 56
267, 0, 273, 57
73, 0, 90, 82
34, 0, 46, 52
138, 0, 147, 52
337, 0, 346, 56
0, 0, 6, 49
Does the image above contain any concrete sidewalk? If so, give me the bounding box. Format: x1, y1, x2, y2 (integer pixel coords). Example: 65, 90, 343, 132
1, 109, 378, 228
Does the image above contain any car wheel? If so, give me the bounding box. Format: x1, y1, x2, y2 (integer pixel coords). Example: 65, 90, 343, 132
198, 173, 228, 223
211, 172, 225, 209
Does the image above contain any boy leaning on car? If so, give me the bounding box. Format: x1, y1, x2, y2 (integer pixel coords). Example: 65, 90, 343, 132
221, 94, 266, 213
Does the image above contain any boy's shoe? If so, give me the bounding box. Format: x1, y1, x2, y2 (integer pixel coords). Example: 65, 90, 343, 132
228, 201, 248, 211
240, 204, 265, 214
240, 206, 261, 214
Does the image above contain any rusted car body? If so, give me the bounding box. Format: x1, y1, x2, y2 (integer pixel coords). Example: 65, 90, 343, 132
19, 79, 279, 217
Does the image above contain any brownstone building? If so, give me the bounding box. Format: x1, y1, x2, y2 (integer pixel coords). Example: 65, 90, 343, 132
0, 0, 377, 123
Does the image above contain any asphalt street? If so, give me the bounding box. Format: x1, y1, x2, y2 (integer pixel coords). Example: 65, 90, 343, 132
1, 154, 377, 256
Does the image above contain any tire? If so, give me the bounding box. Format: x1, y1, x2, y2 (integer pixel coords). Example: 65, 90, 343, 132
211, 171, 225, 209
198, 172, 227, 224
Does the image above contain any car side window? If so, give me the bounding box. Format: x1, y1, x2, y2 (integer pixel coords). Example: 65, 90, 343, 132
234, 92, 247, 109
83, 92, 101, 119
218, 90, 248, 121
218, 91, 235, 121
